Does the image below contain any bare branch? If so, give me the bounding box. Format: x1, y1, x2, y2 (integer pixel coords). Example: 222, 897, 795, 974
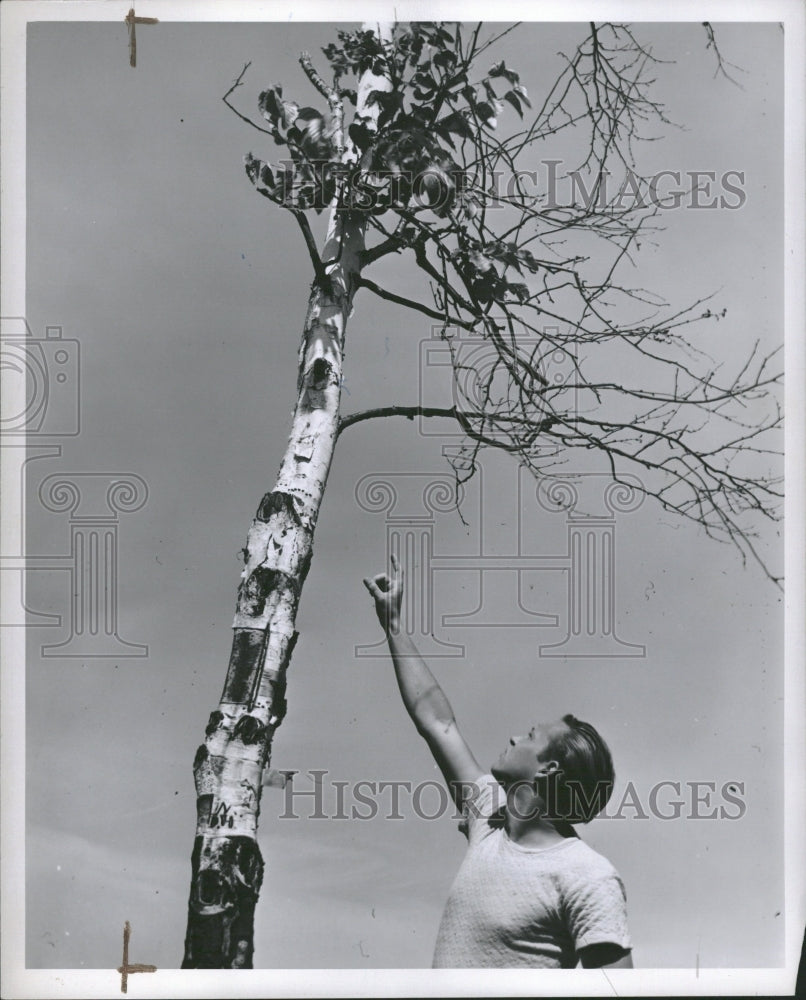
222, 62, 274, 135
337, 404, 555, 437
701, 22, 746, 88
291, 210, 329, 288
355, 276, 471, 328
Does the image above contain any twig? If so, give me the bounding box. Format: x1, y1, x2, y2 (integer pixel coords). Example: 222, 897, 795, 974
222, 62, 274, 135
701, 22, 746, 88
356, 276, 472, 329
291, 210, 329, 288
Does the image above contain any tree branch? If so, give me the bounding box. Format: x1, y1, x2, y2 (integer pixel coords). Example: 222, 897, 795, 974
299, 50, 344, 157
355, 276, 472, 329
291, 210, 329, 288
337, 404, 555, 437
222, 62, 274, 136
701, 22, 746, 88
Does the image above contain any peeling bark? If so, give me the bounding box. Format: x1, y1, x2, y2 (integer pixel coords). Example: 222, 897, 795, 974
182, 29, 391, 968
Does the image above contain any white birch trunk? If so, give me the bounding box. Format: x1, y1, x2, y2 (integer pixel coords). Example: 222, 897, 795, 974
182, 28, 391, 969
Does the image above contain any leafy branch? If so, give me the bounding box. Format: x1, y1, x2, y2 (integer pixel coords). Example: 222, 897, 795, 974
229, 21, 782, 583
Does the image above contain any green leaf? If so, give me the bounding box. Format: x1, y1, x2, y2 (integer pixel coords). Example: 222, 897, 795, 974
489, 60, 520, 86
456, 192, 481, 220
507, 281, 531, 302
258, 87, 301, 146
484, 241, 522, 271
412, 69, 438, 94
245, 153, 282, 203
468, 250, 495, 273
513, 82, 531, 107
433, 124, 456, 149
461, 85, 477, 107
475, 101, 500, 129
503, 90, 523, 117
433, 49, 457, 70
437, 111, 475, 141
515, 248, 540, 272
348, 121, 374, 153
367, 89, 404, 129
291, 108, 329, 157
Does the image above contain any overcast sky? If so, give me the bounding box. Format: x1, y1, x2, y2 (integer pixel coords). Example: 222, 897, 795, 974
3, 5, 797, 993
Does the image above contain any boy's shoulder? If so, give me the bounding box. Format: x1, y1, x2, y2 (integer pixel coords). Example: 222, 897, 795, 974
553, 837, 624, 888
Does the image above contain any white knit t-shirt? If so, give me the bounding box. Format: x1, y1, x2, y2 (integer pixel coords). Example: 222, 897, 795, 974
432, 775, 631, 968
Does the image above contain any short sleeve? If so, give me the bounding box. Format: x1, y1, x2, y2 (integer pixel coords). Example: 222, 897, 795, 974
456, 773, 507, 840
563, 873, 632, 954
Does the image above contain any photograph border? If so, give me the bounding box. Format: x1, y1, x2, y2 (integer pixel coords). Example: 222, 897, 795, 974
1, 1, 803, 996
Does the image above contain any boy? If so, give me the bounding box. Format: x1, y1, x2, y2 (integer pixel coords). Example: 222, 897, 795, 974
364, 555, 632, 969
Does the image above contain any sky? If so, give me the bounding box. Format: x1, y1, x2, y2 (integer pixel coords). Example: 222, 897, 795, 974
1, 3, 801, 996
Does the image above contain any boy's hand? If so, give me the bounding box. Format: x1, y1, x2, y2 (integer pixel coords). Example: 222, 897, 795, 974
363, 553, 404, 633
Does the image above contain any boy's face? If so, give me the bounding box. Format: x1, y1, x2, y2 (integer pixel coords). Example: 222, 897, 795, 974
491, 719, 570, 784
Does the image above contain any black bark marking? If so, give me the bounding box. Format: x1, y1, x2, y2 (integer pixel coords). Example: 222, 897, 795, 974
309, 356, 333, 388
270, 679, 287, 724
238, 566, 300, 618
300, 357, 335, 412
285, 629, 299, 664
238, 566, 277, 617
196, 794, 213, 827
199, 869, 224, 905
255, 490, 301, 525
182, 836, 264, 969
193, 745, 209, 771
205, 711, 224, 737
298, 547, 313, 587
221, 629, 267, 706
233, 715, 267, 745
268, 630, 298, 724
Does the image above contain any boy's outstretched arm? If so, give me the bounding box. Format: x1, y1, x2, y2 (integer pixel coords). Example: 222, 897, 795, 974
363, 554, 483, 805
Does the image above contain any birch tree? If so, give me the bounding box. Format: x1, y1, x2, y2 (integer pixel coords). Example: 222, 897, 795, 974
181, 21, 781, 968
